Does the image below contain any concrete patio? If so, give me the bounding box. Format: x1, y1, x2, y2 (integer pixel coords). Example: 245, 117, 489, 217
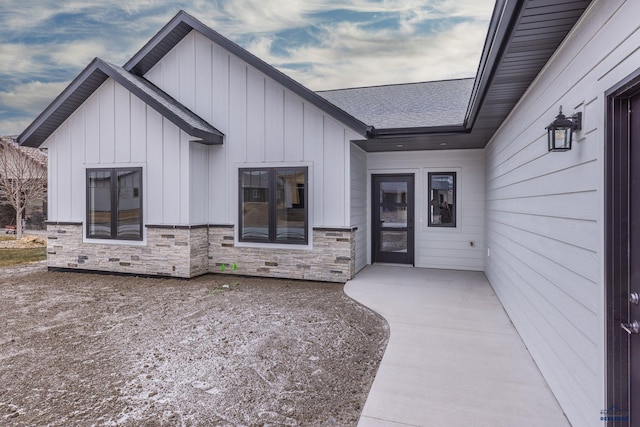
345, 264, 570, 427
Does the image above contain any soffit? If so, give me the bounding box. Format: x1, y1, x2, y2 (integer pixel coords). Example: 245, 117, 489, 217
356, 0, 594, 152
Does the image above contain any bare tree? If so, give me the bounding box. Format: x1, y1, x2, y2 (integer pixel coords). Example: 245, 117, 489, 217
0, 137, 47, 239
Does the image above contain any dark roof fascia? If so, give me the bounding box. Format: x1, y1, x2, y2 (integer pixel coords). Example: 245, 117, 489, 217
19, 58, 107, 147
19, 58, 223, 147
464, 0, 523, 130
102, 60, 223, 145
371, 124, 469, 138
124, 10, 371, 137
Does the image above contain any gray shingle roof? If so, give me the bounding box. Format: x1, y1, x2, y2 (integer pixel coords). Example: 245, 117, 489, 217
317, 78, 474, 130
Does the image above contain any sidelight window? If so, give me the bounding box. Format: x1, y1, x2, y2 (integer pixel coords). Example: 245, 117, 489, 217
428, 172, 456, 227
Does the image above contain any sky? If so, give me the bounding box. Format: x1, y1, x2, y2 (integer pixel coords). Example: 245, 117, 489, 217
0, 0, 495, 136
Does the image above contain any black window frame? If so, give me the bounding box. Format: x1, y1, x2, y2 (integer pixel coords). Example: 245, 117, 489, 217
238, 167, 308, 245
86, 167, 143, 240
428, 171, 457, 228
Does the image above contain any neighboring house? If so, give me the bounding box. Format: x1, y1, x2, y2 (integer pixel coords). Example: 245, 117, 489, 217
17, 1, 640, 426
0, 135, 47, 229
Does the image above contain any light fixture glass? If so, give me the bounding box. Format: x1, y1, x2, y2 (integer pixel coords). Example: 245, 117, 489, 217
546, 106, 581, 152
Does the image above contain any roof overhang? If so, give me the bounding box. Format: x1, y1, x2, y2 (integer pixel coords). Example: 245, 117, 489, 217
19, 58, 223, 148
356, 0, 594, 152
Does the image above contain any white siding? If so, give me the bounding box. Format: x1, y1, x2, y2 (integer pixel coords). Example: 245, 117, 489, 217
145, 30, 361, 229
98, 80, 115, 164
146, 108, 164, 224
45, 79, 192, 227
189, 142, 209, 224
367, 149, 485, 270
483, 1, 637, 425
322, 119, 345, 226
350, 144, 367, 273
114, 84, 132, 163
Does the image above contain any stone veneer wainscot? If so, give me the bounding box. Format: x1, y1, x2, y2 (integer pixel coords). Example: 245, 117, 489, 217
46, 222, 209, 278
45, 223, 356, 282
208, 225, 357, 282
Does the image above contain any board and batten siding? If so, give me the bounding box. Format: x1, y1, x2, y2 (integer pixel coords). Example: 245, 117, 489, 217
367, 149, 485, 270
484, 1, 639, 425
43, 78, 193, 228
144, 30, 362, 229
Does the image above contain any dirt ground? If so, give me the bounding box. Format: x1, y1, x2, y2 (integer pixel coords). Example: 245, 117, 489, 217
0, 235, 47, 249
0, 269, 388, 426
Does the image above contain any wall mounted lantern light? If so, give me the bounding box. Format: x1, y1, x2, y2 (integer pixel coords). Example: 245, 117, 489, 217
546, 106, 582, 152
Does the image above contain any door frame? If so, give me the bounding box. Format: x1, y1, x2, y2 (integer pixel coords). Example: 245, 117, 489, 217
371, 173, 415, 265
605, 67, 640, 425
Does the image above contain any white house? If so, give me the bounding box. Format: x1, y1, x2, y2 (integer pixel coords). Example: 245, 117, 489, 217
18, 0, 639, 425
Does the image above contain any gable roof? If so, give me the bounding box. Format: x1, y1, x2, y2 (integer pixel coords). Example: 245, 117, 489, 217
318, 79, 474, 130
18, 1, 594, 151
19, 58, 223, 148
124, 10, 371, 138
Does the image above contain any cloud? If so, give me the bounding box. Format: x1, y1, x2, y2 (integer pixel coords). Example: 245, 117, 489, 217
0, 80, 71, 134
49, 40, 114, 69
0, 117, 38, 137
0, 44, 44, 76
0, 81, 69, 115
252, 12, 491, 90
0, 0, 496, 132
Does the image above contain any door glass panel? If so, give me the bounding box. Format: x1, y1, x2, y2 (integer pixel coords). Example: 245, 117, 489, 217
381, 230, 407, 253
380, 182, 407, 203
380, 206, 407, 227
380, 181, 408, 227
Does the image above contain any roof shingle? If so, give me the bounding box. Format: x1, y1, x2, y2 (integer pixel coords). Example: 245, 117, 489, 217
317, 78, 474, 130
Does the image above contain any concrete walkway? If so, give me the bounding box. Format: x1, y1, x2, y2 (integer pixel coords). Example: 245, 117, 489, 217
344, 265, 569, 427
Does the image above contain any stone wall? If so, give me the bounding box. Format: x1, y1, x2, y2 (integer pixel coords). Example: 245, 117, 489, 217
46, 223, 209, 278
189, 227, 209, 277
45, 223, 357, 282
208, 225, 357, 283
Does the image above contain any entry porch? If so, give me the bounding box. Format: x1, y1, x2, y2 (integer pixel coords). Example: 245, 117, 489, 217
345, 264, 569, 427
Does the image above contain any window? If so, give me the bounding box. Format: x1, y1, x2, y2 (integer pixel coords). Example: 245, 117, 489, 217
239, 167, 307, 244
87, 168, 142, 240
428, 172, 456, 227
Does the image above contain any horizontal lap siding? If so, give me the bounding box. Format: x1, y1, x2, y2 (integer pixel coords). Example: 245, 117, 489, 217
145, 30, 360, 228
484, 1, 640, 425
367, 149, 485, 270
44, 79, 190, 226
350, 144, 367, 273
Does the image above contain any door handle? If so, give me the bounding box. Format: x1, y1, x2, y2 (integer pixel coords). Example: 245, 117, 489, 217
630, 292, 640, 305
621, 320, 640, 335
